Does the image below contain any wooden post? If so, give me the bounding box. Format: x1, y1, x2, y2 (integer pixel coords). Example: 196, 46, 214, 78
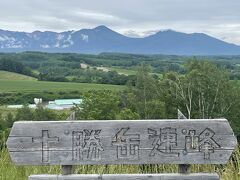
178, 164, 191, 173
178, 109, 190, 174
62, 112, 76, 175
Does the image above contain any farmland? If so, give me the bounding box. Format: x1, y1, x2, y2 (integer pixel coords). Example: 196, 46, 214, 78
109, 67, 137, 75
0, 80, 125, 93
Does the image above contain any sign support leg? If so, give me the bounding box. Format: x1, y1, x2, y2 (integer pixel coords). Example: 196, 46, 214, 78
61, 112, 76, 175
61, 165, 74, 175
178, 109, 191, 174
178, 164, 190, 173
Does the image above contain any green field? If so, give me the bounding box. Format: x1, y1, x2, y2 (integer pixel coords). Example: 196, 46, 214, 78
109, 67, 137, 75
0, 71, 36, 81
0, 80, 125, 93
109, 67, 162, 78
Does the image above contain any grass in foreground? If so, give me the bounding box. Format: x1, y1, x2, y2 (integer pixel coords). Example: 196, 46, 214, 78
0, 147, 239, 180
0, 80, 125, 93
0, 106, 18, 116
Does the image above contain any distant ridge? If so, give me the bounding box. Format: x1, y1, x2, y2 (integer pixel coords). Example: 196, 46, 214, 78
0, 25, 240, 55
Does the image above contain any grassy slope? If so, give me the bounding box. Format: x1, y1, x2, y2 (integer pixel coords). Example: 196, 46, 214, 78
0, 70, 125, 93
0, 71, 36, 81
0, 80, 125, 93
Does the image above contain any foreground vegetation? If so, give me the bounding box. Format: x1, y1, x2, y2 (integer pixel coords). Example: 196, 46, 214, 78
0, 147, 239, 180
1, 54, 240, 179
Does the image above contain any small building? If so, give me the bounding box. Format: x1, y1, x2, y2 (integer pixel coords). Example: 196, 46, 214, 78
34, 98, 42, 105
80, 63, 88, 69
7, 99, 82, 110
46, 99, 82, 110
7, 104, 37, 109
96, 67, 110, 72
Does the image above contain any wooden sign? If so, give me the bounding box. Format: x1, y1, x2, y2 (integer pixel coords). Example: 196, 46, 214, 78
7, 119, 237, 165
29, 173, 220, 180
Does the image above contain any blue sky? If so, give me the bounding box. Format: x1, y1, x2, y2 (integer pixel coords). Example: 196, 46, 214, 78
0, 0, 240, 44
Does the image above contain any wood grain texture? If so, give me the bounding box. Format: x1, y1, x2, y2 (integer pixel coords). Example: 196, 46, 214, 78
7, 119, 237, 165
28, 173, 220, 180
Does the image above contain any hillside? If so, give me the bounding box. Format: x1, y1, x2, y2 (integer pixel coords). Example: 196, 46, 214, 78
0, 26, 240, 55
0, 70, 36, 81
0, 70, 125, 93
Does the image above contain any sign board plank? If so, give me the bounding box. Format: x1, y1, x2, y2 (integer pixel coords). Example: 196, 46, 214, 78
7, 119, 237, 165
29, 174, 220, 180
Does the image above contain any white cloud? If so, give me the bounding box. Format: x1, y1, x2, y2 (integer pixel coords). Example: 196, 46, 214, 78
0, 0, 239, 44
75, 11, 123, 22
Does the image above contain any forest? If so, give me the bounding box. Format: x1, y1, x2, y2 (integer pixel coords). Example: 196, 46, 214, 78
1, 52, 240, 85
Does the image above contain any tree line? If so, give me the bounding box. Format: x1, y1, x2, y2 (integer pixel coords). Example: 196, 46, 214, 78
0, 57, 33, 76
0, 55, 134, 85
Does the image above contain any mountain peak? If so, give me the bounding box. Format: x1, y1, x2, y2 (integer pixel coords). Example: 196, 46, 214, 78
160, 29, 176, 33
0, 27, 239, 55
155, 29, 185, 35
94, 25, 111, 31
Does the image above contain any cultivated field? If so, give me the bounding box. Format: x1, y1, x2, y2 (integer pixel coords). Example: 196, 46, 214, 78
0, 71, 36, 81
0, 80, 125, 93
109, 67, 137, 75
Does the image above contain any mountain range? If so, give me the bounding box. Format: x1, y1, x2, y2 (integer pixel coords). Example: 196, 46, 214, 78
0, 25, 240, 55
